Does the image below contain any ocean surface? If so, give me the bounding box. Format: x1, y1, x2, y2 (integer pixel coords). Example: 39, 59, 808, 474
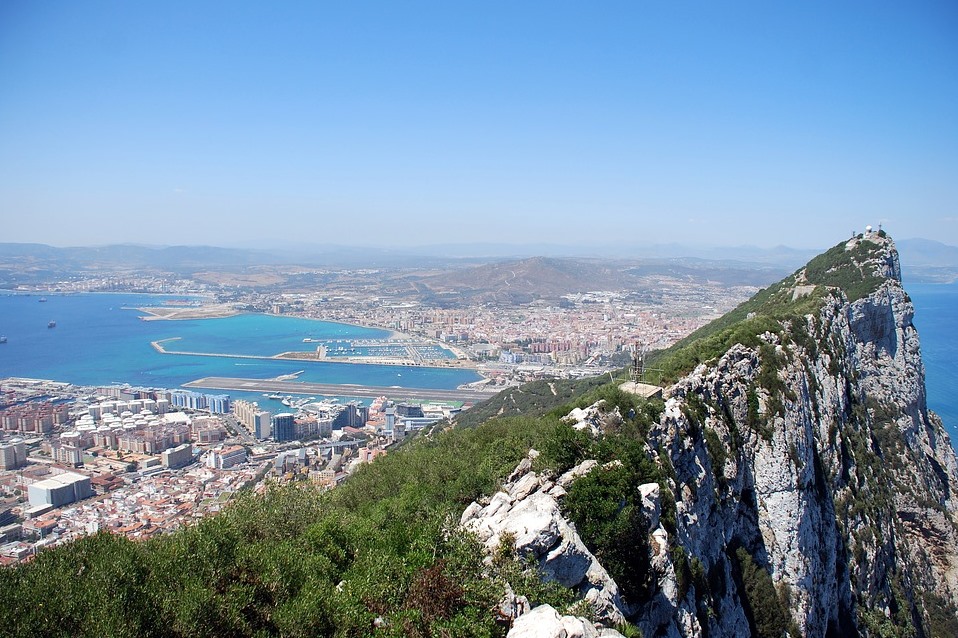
0, 288, 955, 445
0, 293, 481, 406
907, 282, 958, 445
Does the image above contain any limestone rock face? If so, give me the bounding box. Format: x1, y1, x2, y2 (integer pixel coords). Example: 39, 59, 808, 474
561, 402, 616, 437
505, 604, 626, 638
632, 234, 958, 637
461, 456, 629, 625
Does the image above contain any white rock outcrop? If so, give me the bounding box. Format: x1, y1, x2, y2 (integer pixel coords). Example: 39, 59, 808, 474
561, 401, 621, 437
461, 456, 629, 625
506, 604, 626, 638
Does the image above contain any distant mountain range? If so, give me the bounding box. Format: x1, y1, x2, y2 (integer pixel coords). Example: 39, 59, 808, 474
894, 238, 958, 283
0, 237, 954, 289
0, 240, 825, 271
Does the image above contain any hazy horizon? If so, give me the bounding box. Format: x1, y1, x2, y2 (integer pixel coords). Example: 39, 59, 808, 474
2, 235, 956, 271
2, 3, 956, 248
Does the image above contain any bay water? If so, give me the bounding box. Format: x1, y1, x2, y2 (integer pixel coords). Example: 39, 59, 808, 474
0, 293, 480, 403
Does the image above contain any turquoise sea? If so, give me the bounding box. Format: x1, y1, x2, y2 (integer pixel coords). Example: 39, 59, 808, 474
0, 293, 481, 405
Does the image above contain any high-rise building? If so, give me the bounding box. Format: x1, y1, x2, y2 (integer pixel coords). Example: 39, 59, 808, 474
0, 440, 27, 470
384, 408, 396, 433
253, 411, 271, 439
333, 402, 368, 429
234, 400, 272, 439
272, 413, 296, 442
50, 443, 83, 467
162, 443, 193, 469
206, 394, 231, 414
170, 391, 231, 414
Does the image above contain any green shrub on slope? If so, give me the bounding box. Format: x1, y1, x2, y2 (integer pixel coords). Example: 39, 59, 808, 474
646, 237, 888, 384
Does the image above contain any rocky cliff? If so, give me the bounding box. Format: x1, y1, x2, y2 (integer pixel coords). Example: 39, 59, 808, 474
466, 232, 958, 637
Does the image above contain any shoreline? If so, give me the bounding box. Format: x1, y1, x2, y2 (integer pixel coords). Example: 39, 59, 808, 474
133, 306, 404, 340
0, 289, 214, 300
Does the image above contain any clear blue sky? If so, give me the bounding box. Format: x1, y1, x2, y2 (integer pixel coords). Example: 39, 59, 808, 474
1, 1, 956, 249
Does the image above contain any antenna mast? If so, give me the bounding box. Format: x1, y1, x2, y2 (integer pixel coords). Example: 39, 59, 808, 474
630, 344, 644, 383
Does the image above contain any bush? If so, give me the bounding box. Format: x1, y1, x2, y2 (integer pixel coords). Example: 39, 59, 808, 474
704, 427, 727, 483
564, 463, 654, 603
538, 420, 592, 474
733, 548, 796, 638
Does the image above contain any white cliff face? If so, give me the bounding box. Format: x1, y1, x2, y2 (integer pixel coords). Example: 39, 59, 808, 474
505, 604, 626, 638
465, 235, 958, 638
636, 235, 958, 637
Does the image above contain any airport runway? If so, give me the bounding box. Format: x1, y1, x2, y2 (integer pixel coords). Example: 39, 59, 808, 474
183, 376, 500, 404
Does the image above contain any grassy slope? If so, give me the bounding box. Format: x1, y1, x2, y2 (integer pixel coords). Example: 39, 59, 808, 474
644, 236, 886, 384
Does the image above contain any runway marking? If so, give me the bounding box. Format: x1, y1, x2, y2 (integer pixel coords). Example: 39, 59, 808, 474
183, 376, 499, 404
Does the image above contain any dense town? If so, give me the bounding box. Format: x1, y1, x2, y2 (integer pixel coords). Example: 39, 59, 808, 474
0, 376, 458, 563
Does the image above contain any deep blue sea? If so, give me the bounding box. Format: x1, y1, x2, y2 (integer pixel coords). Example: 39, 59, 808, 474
907, 282, 958, 445
0, 293, 481, 406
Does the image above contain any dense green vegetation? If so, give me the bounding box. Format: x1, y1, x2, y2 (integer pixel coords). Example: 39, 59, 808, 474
923, 593, 958, 638
803, 238, 885, 303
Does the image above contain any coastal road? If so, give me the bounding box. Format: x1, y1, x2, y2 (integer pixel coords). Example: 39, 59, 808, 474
183, 376, 501, 404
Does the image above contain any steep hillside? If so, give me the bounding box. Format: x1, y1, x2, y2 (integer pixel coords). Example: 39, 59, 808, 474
631, 231, 958, 637
466, 231, 958, 637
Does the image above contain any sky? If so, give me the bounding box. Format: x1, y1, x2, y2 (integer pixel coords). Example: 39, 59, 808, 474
1, 1, 956, 250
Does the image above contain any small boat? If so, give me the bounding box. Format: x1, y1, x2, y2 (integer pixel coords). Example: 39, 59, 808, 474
0, 336, 7, 344
38, 297, 47, 302
48, 321, 56, 328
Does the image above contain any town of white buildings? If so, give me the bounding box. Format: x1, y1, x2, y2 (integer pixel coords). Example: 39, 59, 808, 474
0, 377, 449, 564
